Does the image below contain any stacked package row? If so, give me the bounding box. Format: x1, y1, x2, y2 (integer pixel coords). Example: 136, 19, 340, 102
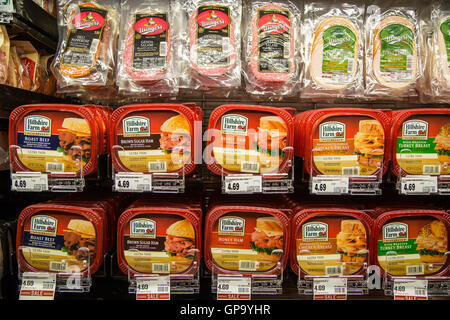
49, 0, 450, 101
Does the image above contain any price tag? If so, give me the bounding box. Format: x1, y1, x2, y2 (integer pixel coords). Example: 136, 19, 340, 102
11, 173, 48, 192
217, 276, 251, 300
313, 278, 347, 300
0, 0, 14, 13
400, 176, 437, 194
224, 175, 262, 194
136, 276, 170, 300
19, 273, 56, 300
393, 279, 428, 300
115, 173, 152, 192
311, 177, 349, 194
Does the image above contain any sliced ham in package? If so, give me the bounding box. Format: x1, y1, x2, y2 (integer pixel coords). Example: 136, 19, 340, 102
242, 0, 300, 96
116, 0, 179, 96
302, 2, 364, 100
0, 26, 9, 85
180, 0, 242, 90
51, 0, 119, 92
11, 41, 40, 91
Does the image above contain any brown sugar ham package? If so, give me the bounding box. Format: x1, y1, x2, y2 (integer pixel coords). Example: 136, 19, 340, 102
180, 0, 241, 89
365, 6, 423, 99
242, 0, 300, 96
302, 2, 364, 100
116, 0, 179, 95
51, 0, 119, 92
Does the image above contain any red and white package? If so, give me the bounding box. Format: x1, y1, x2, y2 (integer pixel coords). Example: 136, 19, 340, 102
181, 0, 241, 89
243, 0, 300, 96
117, 0, 179, 95
0, 25, 9, 85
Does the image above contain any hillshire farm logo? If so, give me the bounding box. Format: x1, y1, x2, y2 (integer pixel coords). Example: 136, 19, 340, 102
402, 120, 428, 140
72, 11, 105, 31
319, 121, 346, 141
383, 223, 408, 242
302, 222, 328, 241
123, 116, 150, 137
30, 215, 57, 236
134, 16, 168, 36
130, 219, 156, 238
218, 216, 245, 236
221, 114, 248, 135
24, 116, 51, 137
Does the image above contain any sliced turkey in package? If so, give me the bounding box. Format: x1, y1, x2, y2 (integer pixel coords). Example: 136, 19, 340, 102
365, 6, 422, 100
116, 0, 179, 96
242, 0, 301, 96
180, 0, 242, 90
302, 2, 364, 100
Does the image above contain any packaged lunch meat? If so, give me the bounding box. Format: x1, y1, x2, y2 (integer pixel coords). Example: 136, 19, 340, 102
365, 6, 422, 99
9, 104, 100, 176
391, 109, 450, 177
116, 0, 179, 95
16, 202, 108, 276
180, 0, 241, 89
117, 199, 201, 276
206, 104, 295, 176
0, 26, 9, 85
290, 208, 372, 277
204, 201, 291, 275
373, 210, 450, 278
302, 2, 364, 99
242, 0, 300, 96
52, 0, 119, 91
302, 108, 392, 177
11, 41, 39, 91
110, 103, 202, 175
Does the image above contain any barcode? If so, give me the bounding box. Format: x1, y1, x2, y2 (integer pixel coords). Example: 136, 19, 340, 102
46, 162, 64, 172
239, 260, 257, 271
342, 166, 360, 176
90, 39, 100, 54
50, 261, 66, 272
152, 263, 170, 274
148, 161, 167, 172
160, 41, 167, 57
326, 266, 343, 276
415, 289, 426, 296
283, 42, 291, 58
347, 58, 354, 73
238, 287, 250, 293
43, 282, 55, 290
240, 161, 259, 173
406, 55, 413, 70
406, 264, 424, 275
423, 165, 440, 175
335, 287, 346, 294
157, 285, 169, 293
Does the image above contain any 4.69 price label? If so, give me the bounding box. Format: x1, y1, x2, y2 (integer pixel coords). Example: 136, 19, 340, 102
400, 176, 437, 195
217, 276, 251, 300
19, 273, 56, 300
313, 278, 347, 300
394, 279, 428, 300
11, 173, 48, 192
114, 173, 152, 192
224, 176, 262, 194
136, 276, 170, 300
311, 177, 349, 195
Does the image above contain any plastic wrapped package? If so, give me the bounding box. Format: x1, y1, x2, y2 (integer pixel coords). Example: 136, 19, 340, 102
242, 0, 300, 96
51, 0, 119, 92
365, 6, 422, 99
302, 2, 364, 100
9, 46, 31, 90
180, 0, 242, 89
0, 26, 9, 85
116, 0, 179, 96
428, 4, 450, 102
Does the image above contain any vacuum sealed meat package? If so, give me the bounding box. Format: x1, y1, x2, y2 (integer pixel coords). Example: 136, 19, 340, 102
116, 0, 179, 95
302, 2, 364, 99
365, 6, 422, 99
180, 0, 242, 89
52, 0, 119, 92
242, 0, 300, 96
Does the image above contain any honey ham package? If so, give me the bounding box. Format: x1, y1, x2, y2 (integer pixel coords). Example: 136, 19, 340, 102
206, 104, 295, 176
204, 197, 291, 275
242, 0, 300, 96
290, 207, 372, 277
52, 0, 119, 91
302, 2, 364, 99
9, 104, 107, 176
365, 6, 422, 99
116, 0, 179, 95
373, 209, 450, 278
297, 108, 391, 178
181, 0, 242, 89
117, 196, 201, 276
391, 109, 450, 177
110, 103, 202, 175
